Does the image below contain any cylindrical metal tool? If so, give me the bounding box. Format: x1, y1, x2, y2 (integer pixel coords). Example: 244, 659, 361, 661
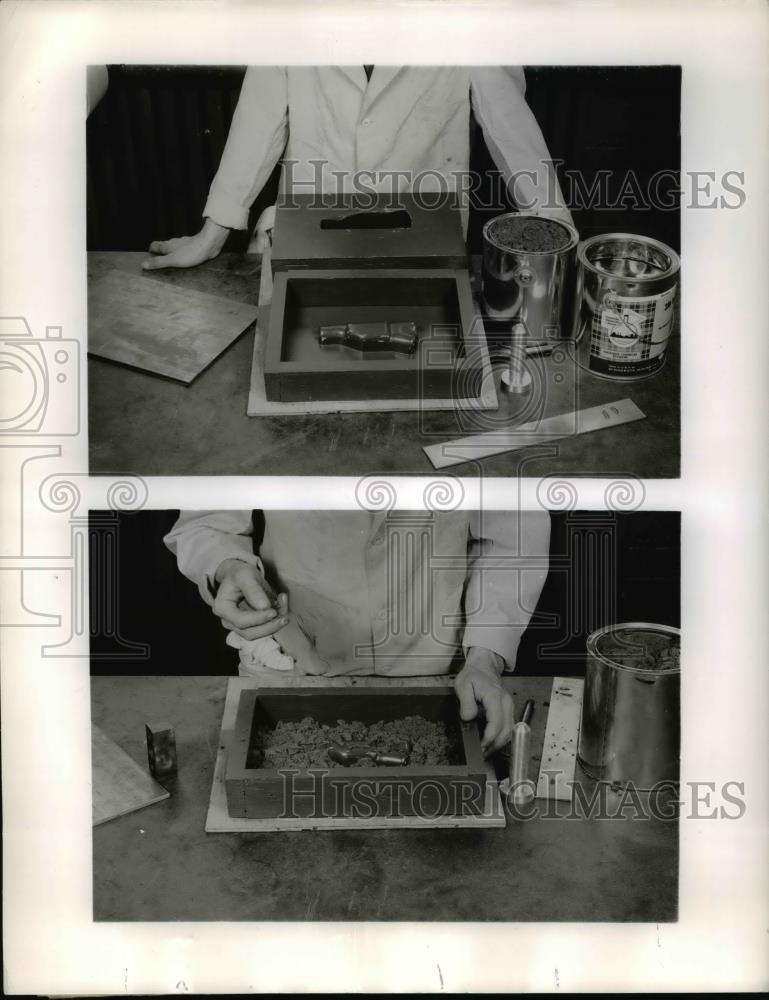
576, 233, 680, 381
500, 328, 532, 394
503, 699, 535, 806
578, 622, 680, 788
481, 213, 581, 341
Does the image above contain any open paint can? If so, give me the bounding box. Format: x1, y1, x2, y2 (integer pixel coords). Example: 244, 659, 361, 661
481, 213, 581, 341
576, 233, 680, 381
578, 623, 680, 789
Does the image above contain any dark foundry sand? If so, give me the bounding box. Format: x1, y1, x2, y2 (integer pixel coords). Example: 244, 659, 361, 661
486, 215, 572, 253
248, 715, 460, 769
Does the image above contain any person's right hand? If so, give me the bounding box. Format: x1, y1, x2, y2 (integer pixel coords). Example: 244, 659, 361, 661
213, 559, 288, 641
142, 218, 230, 271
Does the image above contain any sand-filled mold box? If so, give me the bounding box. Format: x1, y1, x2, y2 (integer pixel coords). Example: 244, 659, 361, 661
249, 715, 460, 770
225, 686, 487, 820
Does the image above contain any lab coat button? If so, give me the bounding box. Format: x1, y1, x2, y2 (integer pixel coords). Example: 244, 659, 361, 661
361, 118, 372, 127
377, 609, 388, 621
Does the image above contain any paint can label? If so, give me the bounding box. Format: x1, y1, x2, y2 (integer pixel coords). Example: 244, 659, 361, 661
589, 284, 677, 378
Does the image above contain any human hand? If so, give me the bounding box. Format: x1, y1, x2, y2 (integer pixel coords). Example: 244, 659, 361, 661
454, 647, 514, 756
142, 218, 230, 271
213, 558, 288, 640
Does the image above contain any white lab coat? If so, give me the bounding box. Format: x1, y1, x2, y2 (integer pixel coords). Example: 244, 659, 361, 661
204, 66, 571, 232
164, 509, 551, 677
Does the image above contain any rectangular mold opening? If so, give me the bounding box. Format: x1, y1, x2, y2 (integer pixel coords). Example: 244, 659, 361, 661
244, 691, 467, 770
319, 209, 412, 231
279, 275, 462, 364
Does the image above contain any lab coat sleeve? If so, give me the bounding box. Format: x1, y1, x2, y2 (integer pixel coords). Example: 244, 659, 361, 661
462, 509, 551, 671
203, 67, 289, 230
163, 510, 261, 607
470, 67, 573, 226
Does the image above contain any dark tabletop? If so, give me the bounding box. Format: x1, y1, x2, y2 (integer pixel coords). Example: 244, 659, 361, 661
88, 252, 680, 478
91, 675, 678, 922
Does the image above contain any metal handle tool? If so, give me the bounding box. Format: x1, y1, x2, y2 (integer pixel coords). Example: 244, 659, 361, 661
509, 699, 535, 804
327, 741, 412, 767
500, 699, 535, 807
500, 324, 533, 394
318, 321, 419, 356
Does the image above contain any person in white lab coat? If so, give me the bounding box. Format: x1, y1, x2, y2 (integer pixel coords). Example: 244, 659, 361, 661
165, 509, 552, 755
144, 66, 572, 270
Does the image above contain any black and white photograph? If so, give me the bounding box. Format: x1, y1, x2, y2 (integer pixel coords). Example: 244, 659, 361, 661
2, 0, 768, 994
90, 507, 680, 922
86, 64, 681, 477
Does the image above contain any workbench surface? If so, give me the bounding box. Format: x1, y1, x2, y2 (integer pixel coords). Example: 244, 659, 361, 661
87, 252, 680, 477
91, 675, 678, 921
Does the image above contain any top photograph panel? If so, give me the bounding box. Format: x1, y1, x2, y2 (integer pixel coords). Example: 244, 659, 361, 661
86, 65, 680, 477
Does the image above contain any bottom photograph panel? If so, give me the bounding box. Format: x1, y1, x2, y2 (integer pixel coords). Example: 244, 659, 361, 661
89, 508, 680, 922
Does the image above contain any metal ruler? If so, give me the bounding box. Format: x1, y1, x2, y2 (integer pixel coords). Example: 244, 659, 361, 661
423, 398, 645, 469
535, 676, 585, 802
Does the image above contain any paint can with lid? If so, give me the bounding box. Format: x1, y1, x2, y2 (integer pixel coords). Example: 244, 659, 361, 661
576, 234, 680, 381
578, 622, 680, 789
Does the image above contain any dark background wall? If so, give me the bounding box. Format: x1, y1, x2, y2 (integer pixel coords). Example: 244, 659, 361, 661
87, 65, 681, 256
89, 510, 680, 677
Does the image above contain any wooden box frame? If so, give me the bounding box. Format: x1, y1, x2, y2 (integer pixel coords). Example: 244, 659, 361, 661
270, 193, 468, 272
224, 686, 487, 821
263, 268, 485, 402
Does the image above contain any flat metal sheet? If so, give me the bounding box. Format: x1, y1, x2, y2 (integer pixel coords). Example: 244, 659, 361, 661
88, 268, 258, 384
535, 677, 585, 803
423, 398, 646, 469
92, 724, 169, 826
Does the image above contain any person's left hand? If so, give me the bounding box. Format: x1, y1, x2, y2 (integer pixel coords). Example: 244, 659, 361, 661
455, 647, 514, 756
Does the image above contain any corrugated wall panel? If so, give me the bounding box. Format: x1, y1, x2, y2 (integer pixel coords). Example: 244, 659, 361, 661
87, 66, 280, 251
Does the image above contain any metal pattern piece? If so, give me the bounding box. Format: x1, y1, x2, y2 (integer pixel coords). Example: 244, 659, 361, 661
327, 742, 412, 766
319, 321, 418, 356
145, 722, 178, 778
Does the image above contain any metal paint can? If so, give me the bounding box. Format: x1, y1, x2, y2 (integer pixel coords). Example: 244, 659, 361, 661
578, 622, 680, 789
481, 213, 581, 341
576, 233, 680, 381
